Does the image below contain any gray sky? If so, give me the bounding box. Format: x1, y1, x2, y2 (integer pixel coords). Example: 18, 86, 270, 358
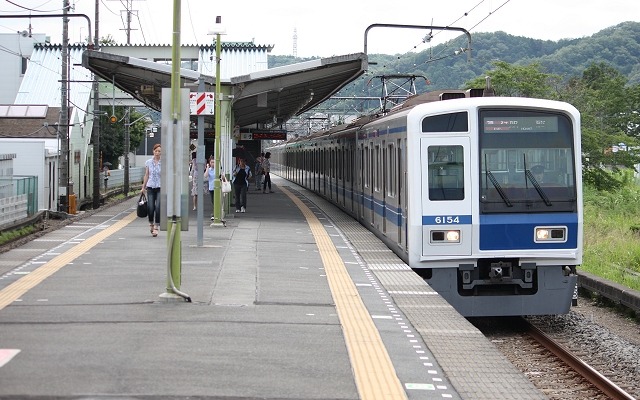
1, 0, 638, 57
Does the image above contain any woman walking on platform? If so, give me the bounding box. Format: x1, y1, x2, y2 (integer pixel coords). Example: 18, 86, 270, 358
142, 143, 162, 237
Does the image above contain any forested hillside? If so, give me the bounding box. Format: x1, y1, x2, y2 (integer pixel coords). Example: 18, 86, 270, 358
269, 21, 640, 92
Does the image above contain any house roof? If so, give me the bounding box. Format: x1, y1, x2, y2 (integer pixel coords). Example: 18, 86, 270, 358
82, 50, 367, 127
0, 105, 64, 139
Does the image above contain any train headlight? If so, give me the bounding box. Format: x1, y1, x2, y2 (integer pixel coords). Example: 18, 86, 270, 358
431, 230, 461, 243
534, 226, 567, 242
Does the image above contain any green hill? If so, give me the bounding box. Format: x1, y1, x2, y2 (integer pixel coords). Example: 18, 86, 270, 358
269, 21, 640, 93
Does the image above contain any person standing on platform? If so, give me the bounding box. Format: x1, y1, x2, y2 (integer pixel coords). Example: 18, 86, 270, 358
262, 152, 273, 193
190, 152, 199, 211
204, 157, 216, 220
254, 152, 265, 190
232, 158, 252, 213
142, 143, 162, 237
102, 165, 110, 192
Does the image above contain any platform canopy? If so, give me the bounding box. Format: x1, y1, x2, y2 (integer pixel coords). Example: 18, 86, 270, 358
82, 50, 367, 127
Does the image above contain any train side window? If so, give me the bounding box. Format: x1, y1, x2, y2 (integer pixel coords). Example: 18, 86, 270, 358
422, 112, 468, 132
428, 145, 464, 201
388, 143, 396, 197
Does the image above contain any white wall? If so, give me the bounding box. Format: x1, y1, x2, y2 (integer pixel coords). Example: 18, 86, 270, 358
0, 139, 59, 211
0, 33, 48, 104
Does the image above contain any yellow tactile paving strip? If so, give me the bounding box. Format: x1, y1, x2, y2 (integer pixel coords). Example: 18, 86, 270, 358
281, 187, 407, 400
0, 211, 137, 311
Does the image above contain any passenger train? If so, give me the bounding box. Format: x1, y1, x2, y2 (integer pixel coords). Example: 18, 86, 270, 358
268, 89, 582, 317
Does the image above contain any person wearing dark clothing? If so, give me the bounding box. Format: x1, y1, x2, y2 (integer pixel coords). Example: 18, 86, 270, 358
232, 158, 252, 213
262, 152, 273, 193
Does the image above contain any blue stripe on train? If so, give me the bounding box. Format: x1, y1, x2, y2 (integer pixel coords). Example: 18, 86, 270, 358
479, 213, 578, 250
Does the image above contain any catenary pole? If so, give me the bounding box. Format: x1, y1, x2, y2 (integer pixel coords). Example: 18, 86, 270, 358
211, 17, 223, 226
92, 0, 101, 209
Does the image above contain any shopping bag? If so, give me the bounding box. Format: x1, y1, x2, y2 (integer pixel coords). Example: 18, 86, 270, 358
136, 192, 148, 218
221, 176, 232, 193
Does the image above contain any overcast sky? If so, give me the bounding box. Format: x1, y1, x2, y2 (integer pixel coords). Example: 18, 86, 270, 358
0, 0, 638, 58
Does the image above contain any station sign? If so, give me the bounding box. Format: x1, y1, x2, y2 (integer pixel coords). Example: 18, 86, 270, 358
189, 92, 215, 115
251, 130, 287, 140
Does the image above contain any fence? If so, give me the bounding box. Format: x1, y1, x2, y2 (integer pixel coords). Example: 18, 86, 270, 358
103, 167, 146, 191
0, 176, 38, 228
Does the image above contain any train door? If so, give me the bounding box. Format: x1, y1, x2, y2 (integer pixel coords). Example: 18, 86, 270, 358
358, 143, 365, 220
346, 144, 353, 213
321, 149, 326, 196
369, 144, 375, 225
382, 141, 387, 234
399, 138, 407, 250
421, 137, 472, 257
302, 149, 306, 188
312, 149, 317, 192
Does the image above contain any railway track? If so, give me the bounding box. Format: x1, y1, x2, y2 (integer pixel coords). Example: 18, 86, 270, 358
525, 319, 635, 399
474, 316, 638, 400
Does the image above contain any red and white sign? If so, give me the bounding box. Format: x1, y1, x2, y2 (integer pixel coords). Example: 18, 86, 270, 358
189, 92, 215, 115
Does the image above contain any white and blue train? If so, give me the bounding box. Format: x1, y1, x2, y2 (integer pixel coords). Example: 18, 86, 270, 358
268, 89, 582, 317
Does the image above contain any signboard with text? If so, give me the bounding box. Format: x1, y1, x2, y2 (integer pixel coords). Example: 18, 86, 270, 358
251, 130, 287, 140
189, 92, 215, 115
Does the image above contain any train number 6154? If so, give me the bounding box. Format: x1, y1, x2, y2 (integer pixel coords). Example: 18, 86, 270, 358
435, 216, 460, 224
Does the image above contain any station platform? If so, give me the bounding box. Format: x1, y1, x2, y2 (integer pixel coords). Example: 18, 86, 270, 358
0, 176, 546, 399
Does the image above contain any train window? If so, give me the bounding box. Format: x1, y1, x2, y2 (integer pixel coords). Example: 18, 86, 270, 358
422, 112, 468, 133
479, 109, 577, 213
428, 145, 464, 201
387, 143, 396, 197
364, 146, 370, 188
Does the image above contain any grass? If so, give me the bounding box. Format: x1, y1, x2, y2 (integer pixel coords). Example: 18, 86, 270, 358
0, 225, 37, 247
583, 184, 640, 291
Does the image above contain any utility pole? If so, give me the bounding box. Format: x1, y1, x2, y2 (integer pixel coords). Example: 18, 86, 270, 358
59, 0, 70, 212
210, 17, 225, 226
92, 0, 101, 209
124, 107, 130, 195
159, 0, 190, 302
109, 0, 139, 44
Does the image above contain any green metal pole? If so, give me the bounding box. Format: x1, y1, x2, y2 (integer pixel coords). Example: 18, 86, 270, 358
168, 0, 182, 292
212, 21, 223, 225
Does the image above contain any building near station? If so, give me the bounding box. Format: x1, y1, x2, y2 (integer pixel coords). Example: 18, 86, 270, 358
0, 26, 366, 221
0, 33, 275, 215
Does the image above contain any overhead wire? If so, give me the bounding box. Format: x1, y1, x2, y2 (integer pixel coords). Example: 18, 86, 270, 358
3, 0, 65, 13
184, 0, 198, 44
382, 0, 511, 76
134, 12, 146, 43
404, 0, 487, 54
0, 123, 55, 137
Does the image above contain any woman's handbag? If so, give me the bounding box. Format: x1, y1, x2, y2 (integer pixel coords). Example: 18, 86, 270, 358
221, 176, 232, 193
136, 192, 148, 218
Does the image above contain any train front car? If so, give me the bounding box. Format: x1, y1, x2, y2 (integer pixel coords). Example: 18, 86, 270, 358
408, 97, 582, 317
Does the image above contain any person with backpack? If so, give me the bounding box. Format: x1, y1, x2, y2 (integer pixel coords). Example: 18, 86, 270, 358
232, 158, 252, 213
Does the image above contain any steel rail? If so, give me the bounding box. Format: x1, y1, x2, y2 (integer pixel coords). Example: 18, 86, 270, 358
525, 320, 636, 400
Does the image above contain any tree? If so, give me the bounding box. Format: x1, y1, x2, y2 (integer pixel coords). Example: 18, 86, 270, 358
559, 62, 640, 190
99, 34, 117, 46
463, 60, 560, 98
100, 106, 148, 166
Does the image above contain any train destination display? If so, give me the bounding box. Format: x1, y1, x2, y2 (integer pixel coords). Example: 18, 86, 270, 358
483, 116, 558, 132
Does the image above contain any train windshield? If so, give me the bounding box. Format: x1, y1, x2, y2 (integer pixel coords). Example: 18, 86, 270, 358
479, 109, 577, 213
